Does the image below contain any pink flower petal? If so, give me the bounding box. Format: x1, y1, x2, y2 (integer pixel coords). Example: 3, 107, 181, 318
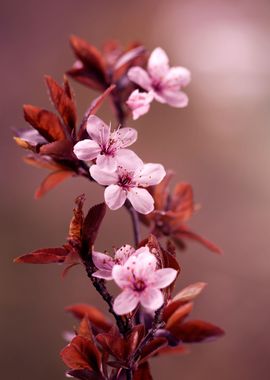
90, 165, 118, 185
151, 268, 178, 289
134, 246, 152, 256
163, 67, 191, 89
133, 252, 157, 280
92, 269, 113, 280
115, 245, 136, 263
96, 154, 117, 171
73, 139, 101, 161
148, 47, 169, 80
127, 187, 154, 214
132, 104, 150, 120
113, 289, 139, 315
134, 163, 166, 187
92, 251, 114, 271
152, 91, 167, 104
115, 149, 143, 171
112, 265, 133, 288
115, 127, 138, 148
126, 90, 154, 120
104, 185, 127, 210
86, 115, 110, 146
161, 90, 189, 108
140, 287, 164, 310
127, 67, 152, 91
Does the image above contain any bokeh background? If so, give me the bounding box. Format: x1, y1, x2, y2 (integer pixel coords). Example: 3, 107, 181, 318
1, 0, 270, 379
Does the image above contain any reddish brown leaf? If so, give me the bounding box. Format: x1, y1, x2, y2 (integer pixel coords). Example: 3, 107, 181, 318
82, 203, 106, 249
45, 75, 77, 130
152, 170, 174, 211
68, 194, 85, 246
174, 226, 222, 254
78, 84, 116, 139
65, 304, 111, 332
172, 282, 207, 303
164, 282, 207, 321
77, 316, 94, 342
134, 362, 153, 380
157, 345, 188, 356
102, 39, 122, 66
96, 331, 126, 362
23, 105, 66, 142
35, 170, 74, 199
166, 302, 193, 332
60, 336, 102, 372
64, 75, 73, 98
170, 182, 194, 221
161, 248, 180, 273
126, 325, 145, 358
69, 35, 107, 87
14, 247, 68, 264
23, 155, 64, 171
140, 337, 168, 363
39, 140, 74, 159
146, 234, 164, 268
61, 262, 81, 278
171, 320, 225, 343
113, 45, 146, 81
67, 66, 105, 92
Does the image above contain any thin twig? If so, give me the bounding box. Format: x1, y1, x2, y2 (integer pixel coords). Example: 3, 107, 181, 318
125, 200, 141, 247
126, 368, 133, 380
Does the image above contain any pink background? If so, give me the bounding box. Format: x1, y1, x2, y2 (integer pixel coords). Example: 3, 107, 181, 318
1, 0, 270, 379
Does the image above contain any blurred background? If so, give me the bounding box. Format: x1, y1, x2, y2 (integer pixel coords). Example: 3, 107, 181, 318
1, 0, 270, 379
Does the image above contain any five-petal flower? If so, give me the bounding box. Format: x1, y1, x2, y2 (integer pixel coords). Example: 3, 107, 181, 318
73, 115, 139, 170
112, 247, 177, 315
90, 161, 166, 214
127, 47, 191, 119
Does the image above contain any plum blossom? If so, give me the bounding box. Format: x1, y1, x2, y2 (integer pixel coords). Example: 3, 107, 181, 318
112, 247, 178, 315
73, 115, 139, 170
126, 90, 154, 120
92, 244, 136, 280
90, 161, 166, 214
127, 47, 191, 119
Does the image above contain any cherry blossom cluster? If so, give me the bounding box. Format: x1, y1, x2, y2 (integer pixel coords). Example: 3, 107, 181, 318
73, 115, 166, 214
127, 47, 191, 119
93, 244, 177, 314
73, 47, 190, 214
14, 36, 223, 380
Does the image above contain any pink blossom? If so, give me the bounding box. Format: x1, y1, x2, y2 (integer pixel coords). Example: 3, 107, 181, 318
127, 47, 191, 119
126, 90, 154, 120
92, 244, 136, 280
112, 247, 178, 315
90, 161, 166, 214
73, 115, 139, 170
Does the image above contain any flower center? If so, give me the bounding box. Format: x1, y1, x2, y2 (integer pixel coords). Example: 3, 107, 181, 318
117, 168, 134, 189
132, 278, 146, 292
100, 138, 117, 156
152, 79, 163, 93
